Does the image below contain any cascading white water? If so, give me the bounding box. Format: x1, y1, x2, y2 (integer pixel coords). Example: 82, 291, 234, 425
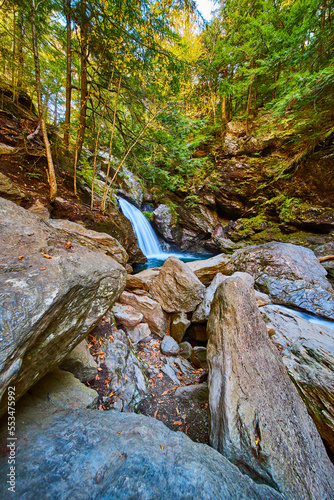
118, 197, 163, 257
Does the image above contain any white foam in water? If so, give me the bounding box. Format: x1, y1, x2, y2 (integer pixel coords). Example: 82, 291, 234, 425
276, 305, 334, 331
118, 197, 203, 262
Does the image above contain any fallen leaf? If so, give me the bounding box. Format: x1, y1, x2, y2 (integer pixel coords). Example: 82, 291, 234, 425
185, 427, 188, 435
173, 421, 182, 426
40, 266, 46, 270
154, 410, 158, 419
109, 391, 115, 397
18, 255, 24, 260
99, 353, 105, 360
98, 404, 104, 411
65, 241, 72, 249
124, 374, 128, 381
42, 253, 52, 259
95, 375, 100, 381
160, 445, 164, 450
27, 233, 34, 236
255, 437, 260, 446
117, 431, 122, 434
109, 335, 115, 342
93, 351, 104, 356
97, 367, 103, 372
157, 373, 163, 378
162, 390, 168, 396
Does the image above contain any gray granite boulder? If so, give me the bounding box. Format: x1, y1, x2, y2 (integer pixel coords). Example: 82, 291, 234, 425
207, 277, 334, 499
98, 328, 148, 411
233, 242, 334, 319
261, 304, 334, 453
0, 403, 283, 500
60, 339, 98, 382
0, 197, 126, 416
150, 256, 205, 313
160, 335, 180, 356
171, 311, 191, 343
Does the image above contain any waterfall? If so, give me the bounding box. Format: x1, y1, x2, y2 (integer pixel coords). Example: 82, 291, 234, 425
118, 197, 163, 257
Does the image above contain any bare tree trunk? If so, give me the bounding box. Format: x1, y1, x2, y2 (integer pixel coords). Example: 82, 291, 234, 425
63, 0, 72, 153
73, 0, 89, 196
101, 106, 166, 214
100, 69, 124, 212
90, 66, 115, 210
12, 7, 16, 101
16, 8, 24, 94
30, 0, 57, 202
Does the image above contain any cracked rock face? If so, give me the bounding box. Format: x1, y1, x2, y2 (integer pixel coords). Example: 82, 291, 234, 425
261, 304, 334, 453
233, 241, 334, 319
0, 197, 126, 416
0, 403, 284, 500
207, 276, 334, 500
150, 256, 205, 313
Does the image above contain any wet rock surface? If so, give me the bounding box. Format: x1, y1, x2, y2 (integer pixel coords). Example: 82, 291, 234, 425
261, 304, 334, 453
207, 277, 334, 499
233, 241, 334, 319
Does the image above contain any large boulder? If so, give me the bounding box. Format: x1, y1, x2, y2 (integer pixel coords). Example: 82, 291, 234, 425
233, 242, 334, 319
261, 304, 334, 453
59, 339, 98, 382
126, 267, 160, 291
49, 219, 128, 266
98, 328, 148, 411
192, 273, 227, 323
152, 204, 180, 242
0, 197, 126, 416
186, 253, 234, 285
111, 302, 143, 328
207, 277, 334, 499
0, 402, 284, 499
119, 291, 168, 336
171, 311, 191, 343
29, 368, 98, 409
150, 256, 205, 313
0, 171, 23, 204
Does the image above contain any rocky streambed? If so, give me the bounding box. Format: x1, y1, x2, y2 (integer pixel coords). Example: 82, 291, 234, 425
1, 196, 334, 499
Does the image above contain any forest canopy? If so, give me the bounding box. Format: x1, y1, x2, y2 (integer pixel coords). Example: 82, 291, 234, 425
0, 0, 333, 202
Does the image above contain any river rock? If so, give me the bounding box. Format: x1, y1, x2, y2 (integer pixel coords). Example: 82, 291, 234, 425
119, 291, 168, 336
111, 302, 143, 328
261, 304, 334, 453
171, 312, 191, 343
150, 256, 205, 313
152, 203, 180, 242
0, 198, 126, 417
126, 322, 151, 344
255, 290, 271, 307
49, 218, 128, 266
0, 171, 23, 204
191, 346, 207, 368
0, 402, 284, 500
126, 267, 161, 291
99, 328, 148, 411
187, 253, 234, 285
192, 273, 227, 323
161, 335, 180, 356
207, 277, 334, 499
29, 368, 98, 409
233, 241, 334, 319
175, 383, 209, 403
59, 339, 98, 382
28, 200, 50, 219
179, 341, 192, 359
